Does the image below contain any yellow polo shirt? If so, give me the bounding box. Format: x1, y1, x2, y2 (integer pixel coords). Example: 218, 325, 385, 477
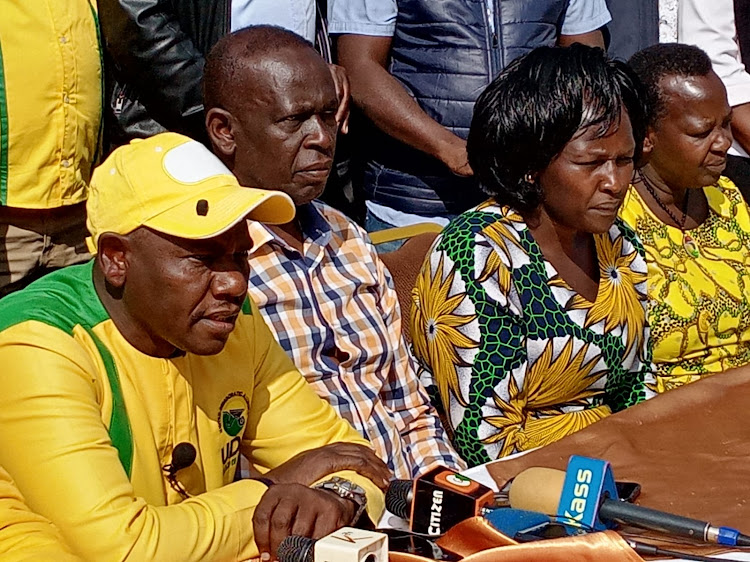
0, 262, 384, 561
0, 466, 80, 562
0, 0, 102, 208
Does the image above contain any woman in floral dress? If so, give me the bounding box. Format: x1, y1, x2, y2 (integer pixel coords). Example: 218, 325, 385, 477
410, 45, 654, 467
621, 44, 750, 392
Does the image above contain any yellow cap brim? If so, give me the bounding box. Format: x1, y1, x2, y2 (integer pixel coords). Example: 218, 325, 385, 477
142, 185, 295, 240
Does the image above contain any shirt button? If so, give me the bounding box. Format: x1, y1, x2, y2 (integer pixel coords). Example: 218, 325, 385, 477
59, 36, 68, 44
61, 159, 71, 168
63, 94, 70, 104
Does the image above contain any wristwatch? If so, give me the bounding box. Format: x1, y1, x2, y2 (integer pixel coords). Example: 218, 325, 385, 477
314, 477, 368, 524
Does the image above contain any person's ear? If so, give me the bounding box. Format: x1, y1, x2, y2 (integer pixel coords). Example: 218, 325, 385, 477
640, 126, 656, 163
96, 233, 131, 290
206, 107, 237, 159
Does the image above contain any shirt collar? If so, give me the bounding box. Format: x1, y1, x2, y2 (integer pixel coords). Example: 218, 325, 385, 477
247, 201, 332, 255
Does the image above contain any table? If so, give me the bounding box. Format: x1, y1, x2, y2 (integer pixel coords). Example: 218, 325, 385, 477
468, 367, 750, 560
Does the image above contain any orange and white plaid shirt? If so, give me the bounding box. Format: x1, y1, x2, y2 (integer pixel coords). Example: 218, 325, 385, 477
246, 201, 463, 479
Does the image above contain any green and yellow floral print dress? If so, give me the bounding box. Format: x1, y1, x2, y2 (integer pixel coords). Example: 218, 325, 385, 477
410, 200, 655, 467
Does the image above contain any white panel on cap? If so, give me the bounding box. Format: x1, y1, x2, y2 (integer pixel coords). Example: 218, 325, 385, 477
163, 140, 233, 183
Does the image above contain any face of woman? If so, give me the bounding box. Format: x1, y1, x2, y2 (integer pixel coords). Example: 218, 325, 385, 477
537, 110, 636, 234
647, 71, 732, 190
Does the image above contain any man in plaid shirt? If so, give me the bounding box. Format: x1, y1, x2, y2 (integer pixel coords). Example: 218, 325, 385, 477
203, 26, 463, 479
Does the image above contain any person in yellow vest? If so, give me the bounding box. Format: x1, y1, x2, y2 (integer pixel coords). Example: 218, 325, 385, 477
0, 132, 389, 561
0, 1, 101, 297
0, 466, 81, 562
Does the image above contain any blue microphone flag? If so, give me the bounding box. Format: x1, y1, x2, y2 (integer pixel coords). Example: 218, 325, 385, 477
557, 455, 619, 531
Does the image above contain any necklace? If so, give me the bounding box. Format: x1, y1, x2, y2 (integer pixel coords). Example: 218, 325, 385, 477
638, 170, 700, 258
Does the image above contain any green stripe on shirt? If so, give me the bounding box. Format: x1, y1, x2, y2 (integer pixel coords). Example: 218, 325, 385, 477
0, 262, 134, 475
89, 330, 134, 477
0, 39, 9, 205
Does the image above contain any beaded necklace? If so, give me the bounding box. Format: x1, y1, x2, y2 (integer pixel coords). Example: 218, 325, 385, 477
638, 170, 700, 258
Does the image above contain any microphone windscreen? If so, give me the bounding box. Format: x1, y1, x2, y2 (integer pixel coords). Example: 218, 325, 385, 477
172, 442, 197, 472
385, 480, 412, 519
277, 535, 315, 562
508, 467, 566, 516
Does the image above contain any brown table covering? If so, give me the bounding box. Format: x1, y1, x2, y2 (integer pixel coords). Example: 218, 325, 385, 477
486, 366, 750, 555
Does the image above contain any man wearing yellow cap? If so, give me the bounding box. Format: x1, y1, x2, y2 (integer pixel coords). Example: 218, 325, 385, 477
0, 132, 389, 561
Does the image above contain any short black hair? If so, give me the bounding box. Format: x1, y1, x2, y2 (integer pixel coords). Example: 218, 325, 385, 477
203, 25, 315, 112
467, 44, 647, 214
628, 43, 713, 127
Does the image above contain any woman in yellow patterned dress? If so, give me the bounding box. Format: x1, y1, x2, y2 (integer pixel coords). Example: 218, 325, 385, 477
620, 44, 749, 393
410, 45, 654, 467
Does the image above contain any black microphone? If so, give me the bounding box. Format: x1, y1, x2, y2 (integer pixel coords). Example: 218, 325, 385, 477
278, 535, 315, 562
169, 442, 197, 473
277, 528, 388, 562
162, 442, 196, 499
384, 479, 413, 519
385, 467, 495, 536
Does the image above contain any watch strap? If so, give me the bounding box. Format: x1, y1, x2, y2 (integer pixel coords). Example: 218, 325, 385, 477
314, 477, 367, 524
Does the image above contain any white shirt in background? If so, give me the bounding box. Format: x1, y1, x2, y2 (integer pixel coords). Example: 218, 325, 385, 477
659, 0, 679, 41
231, 0, 316, 42
670, 0, 750, 158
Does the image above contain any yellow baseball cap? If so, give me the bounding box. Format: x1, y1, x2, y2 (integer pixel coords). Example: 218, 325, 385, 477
86, 132, 295, 253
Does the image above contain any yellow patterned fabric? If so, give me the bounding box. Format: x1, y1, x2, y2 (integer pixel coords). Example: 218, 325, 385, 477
619, 177, 750, 393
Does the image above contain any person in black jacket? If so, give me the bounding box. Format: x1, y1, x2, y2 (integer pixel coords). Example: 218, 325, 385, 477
97, 0, 344, 150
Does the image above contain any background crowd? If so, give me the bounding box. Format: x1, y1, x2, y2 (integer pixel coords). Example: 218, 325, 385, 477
1, 0, 750, 560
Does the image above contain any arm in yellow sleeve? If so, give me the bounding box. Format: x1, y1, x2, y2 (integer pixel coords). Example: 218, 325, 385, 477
0, 322, 271, 562
241, 306, 386, 523
0, 466, 81, 562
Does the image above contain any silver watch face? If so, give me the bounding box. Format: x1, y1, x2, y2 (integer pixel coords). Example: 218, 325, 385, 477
321, 478, 366, 506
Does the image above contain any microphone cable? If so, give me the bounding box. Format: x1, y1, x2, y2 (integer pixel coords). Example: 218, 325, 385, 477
627, 540, 749, 562
510, 516, 750, 561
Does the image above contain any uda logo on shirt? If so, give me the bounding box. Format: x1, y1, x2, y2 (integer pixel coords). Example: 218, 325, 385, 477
218, 391, 249, 476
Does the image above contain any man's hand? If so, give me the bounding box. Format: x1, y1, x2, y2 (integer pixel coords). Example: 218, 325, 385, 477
328, 64, 351, 134
262, 443, 391, 490
438, 136, 474, 177
253, 484, 357, 560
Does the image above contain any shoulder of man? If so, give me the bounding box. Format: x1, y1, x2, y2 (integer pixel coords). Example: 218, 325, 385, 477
312, 200, 371, 242
0, 262, 103, 338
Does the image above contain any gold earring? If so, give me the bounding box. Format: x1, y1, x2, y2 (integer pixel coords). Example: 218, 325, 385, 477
524, 173, 534, 184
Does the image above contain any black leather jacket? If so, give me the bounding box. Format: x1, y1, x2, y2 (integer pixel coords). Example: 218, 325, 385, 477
97, 0, 230, 148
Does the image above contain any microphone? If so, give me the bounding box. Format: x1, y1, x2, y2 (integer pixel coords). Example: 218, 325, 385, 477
278, 535, 315, 562
277, 527, 388, 562
385, 466, 495, 536
509, 456, 750, 547
162, 442, 196, 499
482, 508, 551, 538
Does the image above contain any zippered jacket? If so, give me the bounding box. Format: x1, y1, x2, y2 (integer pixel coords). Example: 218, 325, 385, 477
97, 0, 230, 146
